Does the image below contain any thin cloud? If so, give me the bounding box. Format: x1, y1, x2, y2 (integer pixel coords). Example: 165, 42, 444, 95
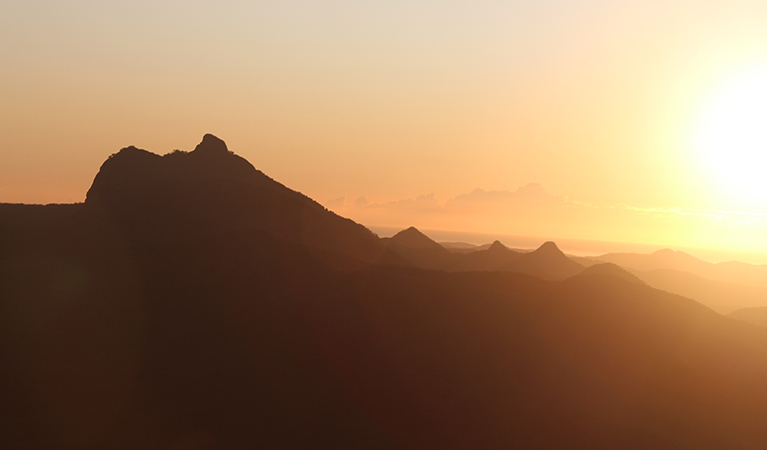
327, 184, 767, 253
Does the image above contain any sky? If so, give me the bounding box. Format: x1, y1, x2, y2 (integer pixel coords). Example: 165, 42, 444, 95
3, 1, 767, 260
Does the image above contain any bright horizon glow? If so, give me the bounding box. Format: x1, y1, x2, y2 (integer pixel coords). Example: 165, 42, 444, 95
692, 66, 767, 209
3, 1, 767, 260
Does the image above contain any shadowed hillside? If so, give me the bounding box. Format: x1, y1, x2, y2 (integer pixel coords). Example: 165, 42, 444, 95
84, 134, 395, 269
3, 135, 767, 449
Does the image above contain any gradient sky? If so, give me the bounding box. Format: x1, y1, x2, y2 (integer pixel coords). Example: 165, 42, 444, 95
3, 1, 767, 258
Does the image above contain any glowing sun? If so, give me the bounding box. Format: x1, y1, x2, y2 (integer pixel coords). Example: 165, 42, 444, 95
692, 66, 767, 206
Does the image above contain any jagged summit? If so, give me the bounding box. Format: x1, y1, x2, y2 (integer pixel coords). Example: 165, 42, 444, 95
85, 134, 258, 205
103, 145, 161, 166
82, 135, 386, 266
193, 133, 229, 155
119, 145, 155, 156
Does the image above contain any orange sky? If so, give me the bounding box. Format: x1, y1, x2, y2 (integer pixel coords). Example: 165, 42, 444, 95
3, 1, 767, 260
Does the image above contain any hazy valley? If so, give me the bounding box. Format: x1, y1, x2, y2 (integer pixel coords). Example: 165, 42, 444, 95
2, 136, 767, 449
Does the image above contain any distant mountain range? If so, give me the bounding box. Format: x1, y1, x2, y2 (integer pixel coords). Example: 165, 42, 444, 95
384, 227, 767, 315
728, 306, 767, 327
3, 135, 767, 449
594, 248, 767, 287
383, 227, 583, 280
575, 249, 767, 315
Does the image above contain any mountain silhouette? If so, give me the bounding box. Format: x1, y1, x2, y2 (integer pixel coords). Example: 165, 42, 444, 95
592, 249, 767, 313
503, 241, 584, 281
487, 239, 508, 252
597, 248, 713, 274
84, 134, 395, 269
573, 262, 644, 284
3, 135, 767, 449
382, 226, 454, 270
597, 248, 767, 288
445, 240, 584, 281
446, 239, 522, 272
628, 268, 767, 314
729, 306, 767, 328
383, 233, 584, 281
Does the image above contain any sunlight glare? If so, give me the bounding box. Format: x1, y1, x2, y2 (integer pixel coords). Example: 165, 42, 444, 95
692, 66, 767, 207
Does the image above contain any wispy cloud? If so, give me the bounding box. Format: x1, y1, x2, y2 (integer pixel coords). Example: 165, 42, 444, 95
326, 184, 767, 253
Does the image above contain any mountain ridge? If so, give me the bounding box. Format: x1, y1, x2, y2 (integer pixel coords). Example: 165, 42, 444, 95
4, 135, 767, 448
83, 134, 392, 269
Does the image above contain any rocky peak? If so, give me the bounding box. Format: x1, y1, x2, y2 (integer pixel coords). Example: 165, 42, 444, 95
192, 133, 230, 155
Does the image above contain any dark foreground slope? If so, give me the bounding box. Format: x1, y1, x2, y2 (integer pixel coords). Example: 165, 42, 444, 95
3, 136, 767, 449
83, 134, 393, 268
